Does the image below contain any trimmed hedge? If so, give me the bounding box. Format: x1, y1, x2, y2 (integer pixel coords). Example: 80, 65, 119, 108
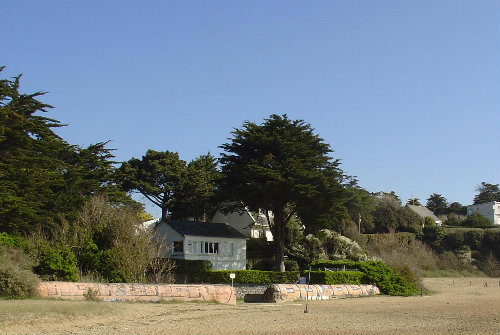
196, 270, 299, 284
304, 270, 365, 285
310, 260, 419, 296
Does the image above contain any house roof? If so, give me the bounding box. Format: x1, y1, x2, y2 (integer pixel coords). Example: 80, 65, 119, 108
163, 220, 246, 239
407, 205, 441, 222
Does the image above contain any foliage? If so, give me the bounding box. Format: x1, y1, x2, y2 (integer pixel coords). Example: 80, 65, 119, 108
120, 150, 187, 221
194, 270, 300, 284
343, 184, 376, 233
72, 196, 174, 283
461, 213, 492, 228
0, 67, 136, 236
421, 226, 446, 251
219, 114, 345, 271
426, 193, 448, 216
0, 232, 27, 248
447, 202, 467, 215
310, 260, 419, 296
473, 182, 500, 205
32, 242, 79, 282
406, 198, 421, 206
0, 246, 40, 298
304, 270, 365, 285
120, 151, 220, 222
170, 153, 221, 221
83, 287, 100, 301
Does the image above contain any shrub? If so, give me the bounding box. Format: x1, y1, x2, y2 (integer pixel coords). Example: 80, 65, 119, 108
304, 270, 365, 285
0, 247, 40, 298
461, 213, 492, 228
33, 243, 79, 282
0, 232, 27, 248
309, 260, 419, 296
195, 270, 299, 284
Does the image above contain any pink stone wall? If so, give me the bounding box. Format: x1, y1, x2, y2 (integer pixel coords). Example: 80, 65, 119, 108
269, 284, 380, 302
38, 282, 236, 305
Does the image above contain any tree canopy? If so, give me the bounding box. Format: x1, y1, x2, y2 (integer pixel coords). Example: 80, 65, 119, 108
426, 193, 448, 216
473, 182, 500, 205
0, 67, 133, 235
219, 114, 345, 271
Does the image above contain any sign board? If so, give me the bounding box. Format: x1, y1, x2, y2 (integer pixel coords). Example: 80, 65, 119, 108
229, 273, 236, 279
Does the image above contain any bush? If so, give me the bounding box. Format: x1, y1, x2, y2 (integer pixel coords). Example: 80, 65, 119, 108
33, 243, 79, 282
0, 232, 27, 248
309, 260, 419, 296
461, 213, 492, 228
304, 270, 365, 285
194, 270, 299, 284
0, 247, 40, 298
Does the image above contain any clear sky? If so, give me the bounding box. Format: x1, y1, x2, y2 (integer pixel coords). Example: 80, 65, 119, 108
2, 1, 499, 218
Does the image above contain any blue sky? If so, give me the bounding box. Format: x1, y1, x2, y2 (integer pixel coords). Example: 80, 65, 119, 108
2, 1, 499, 217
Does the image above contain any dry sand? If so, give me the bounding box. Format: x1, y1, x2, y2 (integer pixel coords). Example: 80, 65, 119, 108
1, 277, 499, 335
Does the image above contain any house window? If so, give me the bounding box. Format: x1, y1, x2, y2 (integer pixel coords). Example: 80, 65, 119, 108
203, 242, 219, 254
173, 241, 183, 253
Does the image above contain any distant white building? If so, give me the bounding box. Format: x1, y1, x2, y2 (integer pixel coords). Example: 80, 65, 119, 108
154, 220, 247, 270
212, 208, 273, 241
467, 201, 500, 225
407, 205, 442, 227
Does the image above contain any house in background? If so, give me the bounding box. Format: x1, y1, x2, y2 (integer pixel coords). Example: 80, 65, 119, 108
211, 208, 273, 241
467, 201, 500, 225
154, 220, 247, 270
407, 205, 442, 227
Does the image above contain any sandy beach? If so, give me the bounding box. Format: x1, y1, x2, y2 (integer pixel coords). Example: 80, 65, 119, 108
1, 277, 499, 335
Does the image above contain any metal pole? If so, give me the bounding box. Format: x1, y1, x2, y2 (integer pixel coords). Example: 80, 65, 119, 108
304, 266, 311, 313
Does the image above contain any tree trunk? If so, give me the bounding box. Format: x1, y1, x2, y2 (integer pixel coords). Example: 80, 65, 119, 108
272, 207, 286, 272
161, 205, 168, 222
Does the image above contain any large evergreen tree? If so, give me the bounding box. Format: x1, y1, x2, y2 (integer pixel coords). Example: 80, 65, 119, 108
426, 193, 448, 216
473, 182, 500, 205
170, 153, 221, 221
219, 114, 345, 271
119, 150, 187, 221
0, 67, 135, 235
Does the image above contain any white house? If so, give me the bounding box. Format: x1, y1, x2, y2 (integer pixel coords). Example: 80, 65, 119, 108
467, 201, 500, 225
154, 220, 247, 270
407, 205, 442, 227
211, 208, 273, 241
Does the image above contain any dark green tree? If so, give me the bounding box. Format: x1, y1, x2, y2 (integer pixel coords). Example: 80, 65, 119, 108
461, 213, 492, 228
343, 181, 376, 233
0, 67, 137, 236
406, 198, 421, 206
426, 193, 448, 216
219, 114, 345, 271
170, 153, 221, 221
119, 150, 187, 221
447, 202, 467, 215
473, 182, 500, 205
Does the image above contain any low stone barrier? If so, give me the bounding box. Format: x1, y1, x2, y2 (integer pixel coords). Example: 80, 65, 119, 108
37, 282, 236, 305
263, 284, 380, 302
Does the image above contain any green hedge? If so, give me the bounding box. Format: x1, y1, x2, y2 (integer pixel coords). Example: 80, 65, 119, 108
304, 270, 365, 285
310, 260, 419, 296
196, 270, 299, 284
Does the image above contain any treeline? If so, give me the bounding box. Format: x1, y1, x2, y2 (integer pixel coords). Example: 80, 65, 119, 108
1, 67, 499, 297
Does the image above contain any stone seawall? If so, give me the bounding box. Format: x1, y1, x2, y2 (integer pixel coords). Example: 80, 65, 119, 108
233, 284, 269, 299
265, 284, 380, 302
38, 282, 236, 305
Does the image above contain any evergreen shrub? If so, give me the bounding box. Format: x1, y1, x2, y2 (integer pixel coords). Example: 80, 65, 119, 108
304, 270, 365, 285
0, 247, 40, 298
196, 270, 299, 284
310, 260, 419, 296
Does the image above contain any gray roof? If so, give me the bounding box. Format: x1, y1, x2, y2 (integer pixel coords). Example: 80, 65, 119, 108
407, 205, 441, 221
164, 220, 246, 239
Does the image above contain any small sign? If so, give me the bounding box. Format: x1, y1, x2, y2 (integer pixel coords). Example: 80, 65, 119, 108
229, 273, 236, 279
